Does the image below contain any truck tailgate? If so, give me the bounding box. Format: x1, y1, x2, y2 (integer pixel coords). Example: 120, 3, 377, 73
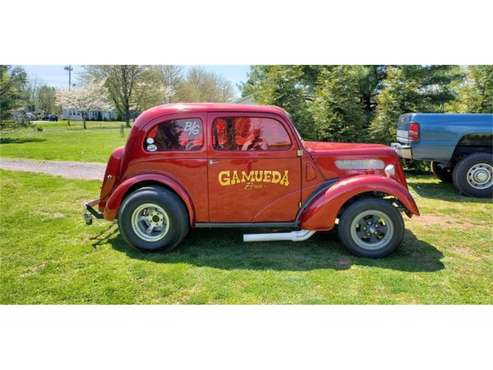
396, 114, 414, 144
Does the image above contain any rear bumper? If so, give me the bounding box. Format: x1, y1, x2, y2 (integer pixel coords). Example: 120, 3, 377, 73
391, 142, 412, 159
83, 199, 103, 225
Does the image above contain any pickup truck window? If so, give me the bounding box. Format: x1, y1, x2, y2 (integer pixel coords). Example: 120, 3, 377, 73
144, 118, 203, 152
212, 117, 291, 151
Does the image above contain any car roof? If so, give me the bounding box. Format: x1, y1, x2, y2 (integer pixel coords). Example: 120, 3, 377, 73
133, 103, 290, 129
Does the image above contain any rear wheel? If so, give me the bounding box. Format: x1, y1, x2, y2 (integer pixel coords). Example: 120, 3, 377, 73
337, 198, 404, 258
431, 161, 452, 183
118, 186, 189, 252
452, 153, 493, 198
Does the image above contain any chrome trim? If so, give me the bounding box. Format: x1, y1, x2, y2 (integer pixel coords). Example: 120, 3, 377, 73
243, 230, 316, 242
391, 143, 412, 159
195, 222, 297, 228
335, 159, 385, 170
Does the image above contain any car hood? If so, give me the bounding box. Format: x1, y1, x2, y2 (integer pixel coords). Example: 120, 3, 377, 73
302, 141, 404, 182
303, 141, 395, 156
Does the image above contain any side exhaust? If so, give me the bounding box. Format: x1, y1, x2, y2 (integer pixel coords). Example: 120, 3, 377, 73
243, 230, 316, 243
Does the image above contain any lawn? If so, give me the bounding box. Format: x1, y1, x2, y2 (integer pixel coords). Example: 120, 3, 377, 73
1, 169, 491, 304
0, 121, 128, 162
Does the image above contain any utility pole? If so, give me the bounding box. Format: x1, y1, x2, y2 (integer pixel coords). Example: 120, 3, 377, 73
64, 65, 73, 90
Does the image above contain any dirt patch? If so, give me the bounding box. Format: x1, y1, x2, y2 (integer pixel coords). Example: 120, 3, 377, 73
447, 246, 481, 260
410, 214, 475, 229
20, 262, 48, 277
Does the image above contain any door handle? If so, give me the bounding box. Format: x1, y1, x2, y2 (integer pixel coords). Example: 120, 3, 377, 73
209, 159, 219, 165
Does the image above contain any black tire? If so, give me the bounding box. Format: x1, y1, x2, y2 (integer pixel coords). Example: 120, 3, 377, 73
337, 198, 404, 258
431, 161, 452, 183
118, 186, 189, 252
452, 153, 493, 198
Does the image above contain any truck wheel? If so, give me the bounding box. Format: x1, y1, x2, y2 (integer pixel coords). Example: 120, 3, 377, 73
431, 161, 452, 183
118, 186, 189, 252
337, 198, 404, 258
452, 153, 493, 198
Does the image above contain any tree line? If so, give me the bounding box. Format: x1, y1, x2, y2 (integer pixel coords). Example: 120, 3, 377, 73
0, 65, 236, 127
241, 65, 493, 144
2, 65, 492, 140
0, 66, 58, 124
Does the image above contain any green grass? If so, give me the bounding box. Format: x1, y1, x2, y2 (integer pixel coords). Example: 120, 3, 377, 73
0, 121, 128, 162
1, 170, 491, 304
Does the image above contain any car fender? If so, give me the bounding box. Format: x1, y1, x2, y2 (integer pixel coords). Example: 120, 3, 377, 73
299, 175, 419, 231
103, 173, 195, 224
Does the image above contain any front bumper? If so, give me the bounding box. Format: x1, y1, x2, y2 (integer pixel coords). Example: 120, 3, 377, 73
83, 199, 103, 225
391, 142, 412, 160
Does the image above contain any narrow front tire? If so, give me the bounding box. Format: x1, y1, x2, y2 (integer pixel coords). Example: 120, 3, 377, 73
337, 198, 404, 258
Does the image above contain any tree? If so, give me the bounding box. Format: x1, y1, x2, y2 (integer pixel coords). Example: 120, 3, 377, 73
154, 65, 183, 103
242, 65, 463, 144
36, 85, 57, 115
242, 65, 316, 138
86, 65, 144, 127
242, 65, 386, 140
0, 65, 28, 123
448, 65, 493, 112
357, 65, 388, 121
370, 65, 463, 144
56, 81, 112, 129
369, 67, 420, 144
132, 68, 165, 112
310, 66, 367, 142
174, 67, 235, 103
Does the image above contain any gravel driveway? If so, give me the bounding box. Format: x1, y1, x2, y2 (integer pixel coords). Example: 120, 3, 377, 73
0, 158, 105, 180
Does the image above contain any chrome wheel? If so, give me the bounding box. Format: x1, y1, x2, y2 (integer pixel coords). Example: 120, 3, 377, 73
131, 203, 170, 242
350, 210, 394, 250
466, 163, 492, 190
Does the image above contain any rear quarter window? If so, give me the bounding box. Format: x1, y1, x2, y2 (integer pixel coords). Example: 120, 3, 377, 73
144, 118, 203, 152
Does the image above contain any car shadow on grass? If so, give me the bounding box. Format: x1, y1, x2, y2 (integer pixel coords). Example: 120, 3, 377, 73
410, 181, 493, 203
0, 137, 46, 144
95, 225, 445, 273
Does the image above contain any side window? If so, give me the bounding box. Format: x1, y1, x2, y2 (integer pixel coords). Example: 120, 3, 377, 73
212, 117, 291, 151
144, 118, 203, 152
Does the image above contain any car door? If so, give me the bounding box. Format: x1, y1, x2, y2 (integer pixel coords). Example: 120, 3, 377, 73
207, 112, 301, 223
136, 112, 209, 222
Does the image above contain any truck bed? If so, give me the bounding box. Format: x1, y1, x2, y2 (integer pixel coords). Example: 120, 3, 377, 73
395, 113, 493, 162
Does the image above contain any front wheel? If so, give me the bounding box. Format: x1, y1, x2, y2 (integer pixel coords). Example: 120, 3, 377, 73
337, 198, 404, 258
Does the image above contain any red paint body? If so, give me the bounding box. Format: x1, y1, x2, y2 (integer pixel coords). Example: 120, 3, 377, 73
98, 103, 419, 230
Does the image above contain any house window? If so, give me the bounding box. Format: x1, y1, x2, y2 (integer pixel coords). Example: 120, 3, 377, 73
144, 118, 203, 152
212, 117, 291, 151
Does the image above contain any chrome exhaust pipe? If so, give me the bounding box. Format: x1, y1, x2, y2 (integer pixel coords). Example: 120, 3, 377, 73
243, 230, 316, 243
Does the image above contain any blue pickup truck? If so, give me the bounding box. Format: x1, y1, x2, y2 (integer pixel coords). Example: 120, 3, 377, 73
391, 113, 493, 198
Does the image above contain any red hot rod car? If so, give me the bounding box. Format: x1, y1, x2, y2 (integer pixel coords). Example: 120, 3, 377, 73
84, 103, 419, 258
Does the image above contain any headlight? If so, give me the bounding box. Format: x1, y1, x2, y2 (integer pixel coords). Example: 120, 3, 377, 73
384, 164, 396, 177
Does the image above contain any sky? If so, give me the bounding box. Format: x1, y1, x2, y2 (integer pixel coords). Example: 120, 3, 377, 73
20, 65, 251, 95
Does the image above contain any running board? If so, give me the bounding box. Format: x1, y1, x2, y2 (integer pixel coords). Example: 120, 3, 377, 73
243, 230, 316, 242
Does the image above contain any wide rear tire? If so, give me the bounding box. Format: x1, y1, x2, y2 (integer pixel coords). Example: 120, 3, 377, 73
118, 186, 189, 252
337, 198, 404, 258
